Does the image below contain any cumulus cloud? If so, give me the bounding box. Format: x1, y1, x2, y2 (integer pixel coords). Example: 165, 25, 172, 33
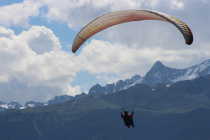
39, 0, 197, 28
40, 0, 168, 28
0, 26, 81, 103
0, 27, 15, 38
0, 0, 42, 27
19, 26, 61, 54
171, 0, 184, 9
78, 39, 210, 83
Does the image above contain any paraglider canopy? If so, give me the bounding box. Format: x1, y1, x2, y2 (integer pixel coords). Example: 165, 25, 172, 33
71, 10, 193, 53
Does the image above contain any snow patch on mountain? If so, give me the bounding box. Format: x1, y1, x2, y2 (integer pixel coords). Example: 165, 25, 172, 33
89, 75, 142, 95
0, 104, 9, 109
143, 59, 210, 85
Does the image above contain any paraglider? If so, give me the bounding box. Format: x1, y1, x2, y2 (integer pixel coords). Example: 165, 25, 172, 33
71, 9, 193, 53
121, 110, 135, 128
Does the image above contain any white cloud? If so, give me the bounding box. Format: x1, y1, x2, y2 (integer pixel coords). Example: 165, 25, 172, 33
65, 85, 81, 96
78, 39, 210, 83
39, 0, 170, 28
0, 36, 34, 83
171, 0, 184, 9
0, 26, 81, 103
19, 26, 61, 54
0, 26, 15, 38
0, 0, 41, 26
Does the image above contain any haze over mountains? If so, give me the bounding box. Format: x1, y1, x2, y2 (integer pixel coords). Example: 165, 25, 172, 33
1, 59, 210, 110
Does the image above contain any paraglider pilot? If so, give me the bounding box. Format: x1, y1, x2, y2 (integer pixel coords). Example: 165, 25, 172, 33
121, 110, 135, 128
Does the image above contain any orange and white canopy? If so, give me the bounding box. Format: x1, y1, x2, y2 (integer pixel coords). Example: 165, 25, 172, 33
72, 10, 193, 53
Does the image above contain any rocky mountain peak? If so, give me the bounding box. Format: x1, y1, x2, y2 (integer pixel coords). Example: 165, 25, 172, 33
88, 75, 142, 95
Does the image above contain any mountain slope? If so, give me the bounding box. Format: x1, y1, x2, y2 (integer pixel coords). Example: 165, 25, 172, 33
0, 107, 210, 140
1, 75, 210, 139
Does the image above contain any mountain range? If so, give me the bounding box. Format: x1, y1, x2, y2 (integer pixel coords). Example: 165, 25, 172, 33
1, 59, 210, 139
1, 59, 210, 110
89, 59, 210, 95
143, 59, 210, 85
0, 73, 210, 139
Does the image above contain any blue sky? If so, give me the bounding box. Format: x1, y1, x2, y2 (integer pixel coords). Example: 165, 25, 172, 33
0, 0, 209, 103
0, 0, 23, 6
